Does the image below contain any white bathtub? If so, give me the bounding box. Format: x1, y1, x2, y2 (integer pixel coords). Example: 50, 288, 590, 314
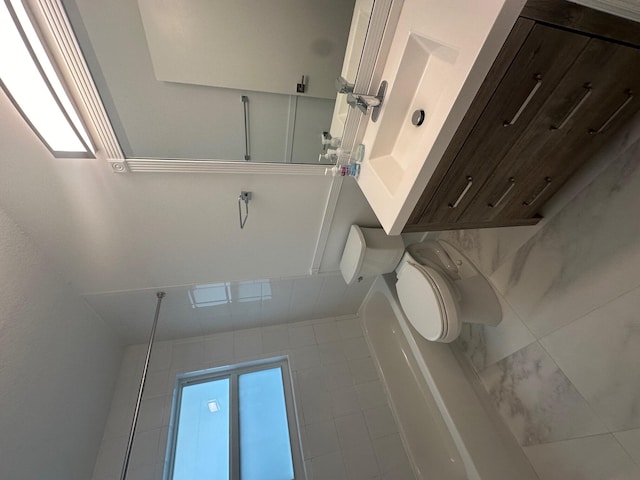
360, 275, 538, 480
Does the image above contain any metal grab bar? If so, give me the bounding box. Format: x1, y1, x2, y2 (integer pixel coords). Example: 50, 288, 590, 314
242, 96, 251, 160
238, 191, 251, 229
504, 74, 543, 127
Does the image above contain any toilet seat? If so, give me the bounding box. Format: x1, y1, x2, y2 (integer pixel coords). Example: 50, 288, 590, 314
396, 262, 460, 342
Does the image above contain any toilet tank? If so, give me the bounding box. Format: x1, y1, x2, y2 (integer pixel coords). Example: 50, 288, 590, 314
339, 225, 405, 284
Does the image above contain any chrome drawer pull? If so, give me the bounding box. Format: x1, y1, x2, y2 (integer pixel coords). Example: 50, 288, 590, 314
551, 83, 592, 130
488, 177, 516, 208
448, 176, 473, 208
523, 177, 552, 206
589, 89, 634, 135
504, 74, 543, 127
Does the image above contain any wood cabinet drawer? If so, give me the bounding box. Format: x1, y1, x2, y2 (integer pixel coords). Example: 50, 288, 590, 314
411, 24, 588, 226
462, 37, 640, 223
403, 1, 640, 233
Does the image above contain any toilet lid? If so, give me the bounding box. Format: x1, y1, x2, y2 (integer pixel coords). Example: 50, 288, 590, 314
396, 263, 458, 341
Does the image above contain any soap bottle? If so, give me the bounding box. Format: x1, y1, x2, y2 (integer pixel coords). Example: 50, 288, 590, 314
344, 163, 360, 176
353, 143, 365, 163
324, 163, 360, 177
318, 152, 338, 163
328, 147, 350, 162
324, 165, 340, 176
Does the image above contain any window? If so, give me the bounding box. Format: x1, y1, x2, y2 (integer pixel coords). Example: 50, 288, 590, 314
166, 357, 304, 479
0, 0, 93, 157
188, 280, 272, 309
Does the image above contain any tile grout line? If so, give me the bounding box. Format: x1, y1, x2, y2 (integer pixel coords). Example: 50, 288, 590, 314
535, 277, 640, 341
536, 338, 612, 435
610, 431, 640, 469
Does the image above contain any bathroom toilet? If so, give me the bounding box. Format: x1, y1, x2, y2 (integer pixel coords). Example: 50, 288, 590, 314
339, 225, 502, 342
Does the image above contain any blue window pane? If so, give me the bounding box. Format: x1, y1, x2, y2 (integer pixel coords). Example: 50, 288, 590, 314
173, 378, 230, 480
239, 368, 294, 480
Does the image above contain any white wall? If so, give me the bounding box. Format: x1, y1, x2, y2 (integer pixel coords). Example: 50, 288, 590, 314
63, 0, 350, 162
92, 316, 414, 479
0, 206, 122, 480
0, 89, 378, 297
137, 0, 354, 99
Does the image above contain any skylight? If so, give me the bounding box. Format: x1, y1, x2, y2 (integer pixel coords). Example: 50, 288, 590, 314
0, 0, 93, 157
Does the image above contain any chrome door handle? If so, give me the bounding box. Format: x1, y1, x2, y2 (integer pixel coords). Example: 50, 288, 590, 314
589, 89, 634, 135
488, 177, 516, 208
551, 83, 592, 130
504, 74, 543, 127
448, 176, 473, 208
522, 177, 551, 207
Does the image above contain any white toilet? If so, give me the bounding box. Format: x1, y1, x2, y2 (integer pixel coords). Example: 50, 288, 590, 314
340, 225, 502, 343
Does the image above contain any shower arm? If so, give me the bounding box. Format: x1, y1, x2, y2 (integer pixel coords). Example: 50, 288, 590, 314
120, 291, 166, 480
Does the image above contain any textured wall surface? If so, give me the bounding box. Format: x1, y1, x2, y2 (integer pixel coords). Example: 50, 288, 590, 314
0, 206, 122, 480
92, 315, 414, 480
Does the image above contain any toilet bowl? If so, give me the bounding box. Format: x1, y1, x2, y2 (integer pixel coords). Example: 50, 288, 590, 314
340, 225, 502, 343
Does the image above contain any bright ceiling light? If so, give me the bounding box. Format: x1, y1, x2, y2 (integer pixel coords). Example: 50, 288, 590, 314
207, 399, 221, 413
0, 0, 93, 156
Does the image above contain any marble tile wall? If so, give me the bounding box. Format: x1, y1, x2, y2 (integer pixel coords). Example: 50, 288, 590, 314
445, 115, 640, 479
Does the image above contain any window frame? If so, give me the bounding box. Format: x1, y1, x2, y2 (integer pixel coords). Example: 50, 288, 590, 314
165, 356, 305, 480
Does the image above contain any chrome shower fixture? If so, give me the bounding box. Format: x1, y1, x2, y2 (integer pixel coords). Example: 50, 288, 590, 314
238, 191, 252, 229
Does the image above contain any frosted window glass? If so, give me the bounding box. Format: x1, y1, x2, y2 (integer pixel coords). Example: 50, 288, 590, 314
173, 378, 230, 479
239, 368, 294, 480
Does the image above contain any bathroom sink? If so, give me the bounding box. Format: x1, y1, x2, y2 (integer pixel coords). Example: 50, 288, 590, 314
357, 0, 527, 234
367, 34, 458, 195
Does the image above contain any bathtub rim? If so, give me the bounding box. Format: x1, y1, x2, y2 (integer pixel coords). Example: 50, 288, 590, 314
358, 274, 538, 480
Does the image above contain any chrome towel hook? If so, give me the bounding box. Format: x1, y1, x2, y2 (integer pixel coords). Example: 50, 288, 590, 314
238, 191, 252, 229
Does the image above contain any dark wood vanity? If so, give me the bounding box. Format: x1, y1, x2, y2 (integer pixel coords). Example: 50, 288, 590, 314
403, 0, 640, 232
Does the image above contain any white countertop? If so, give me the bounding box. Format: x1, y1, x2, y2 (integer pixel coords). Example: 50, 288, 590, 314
356, 0, 527, 234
